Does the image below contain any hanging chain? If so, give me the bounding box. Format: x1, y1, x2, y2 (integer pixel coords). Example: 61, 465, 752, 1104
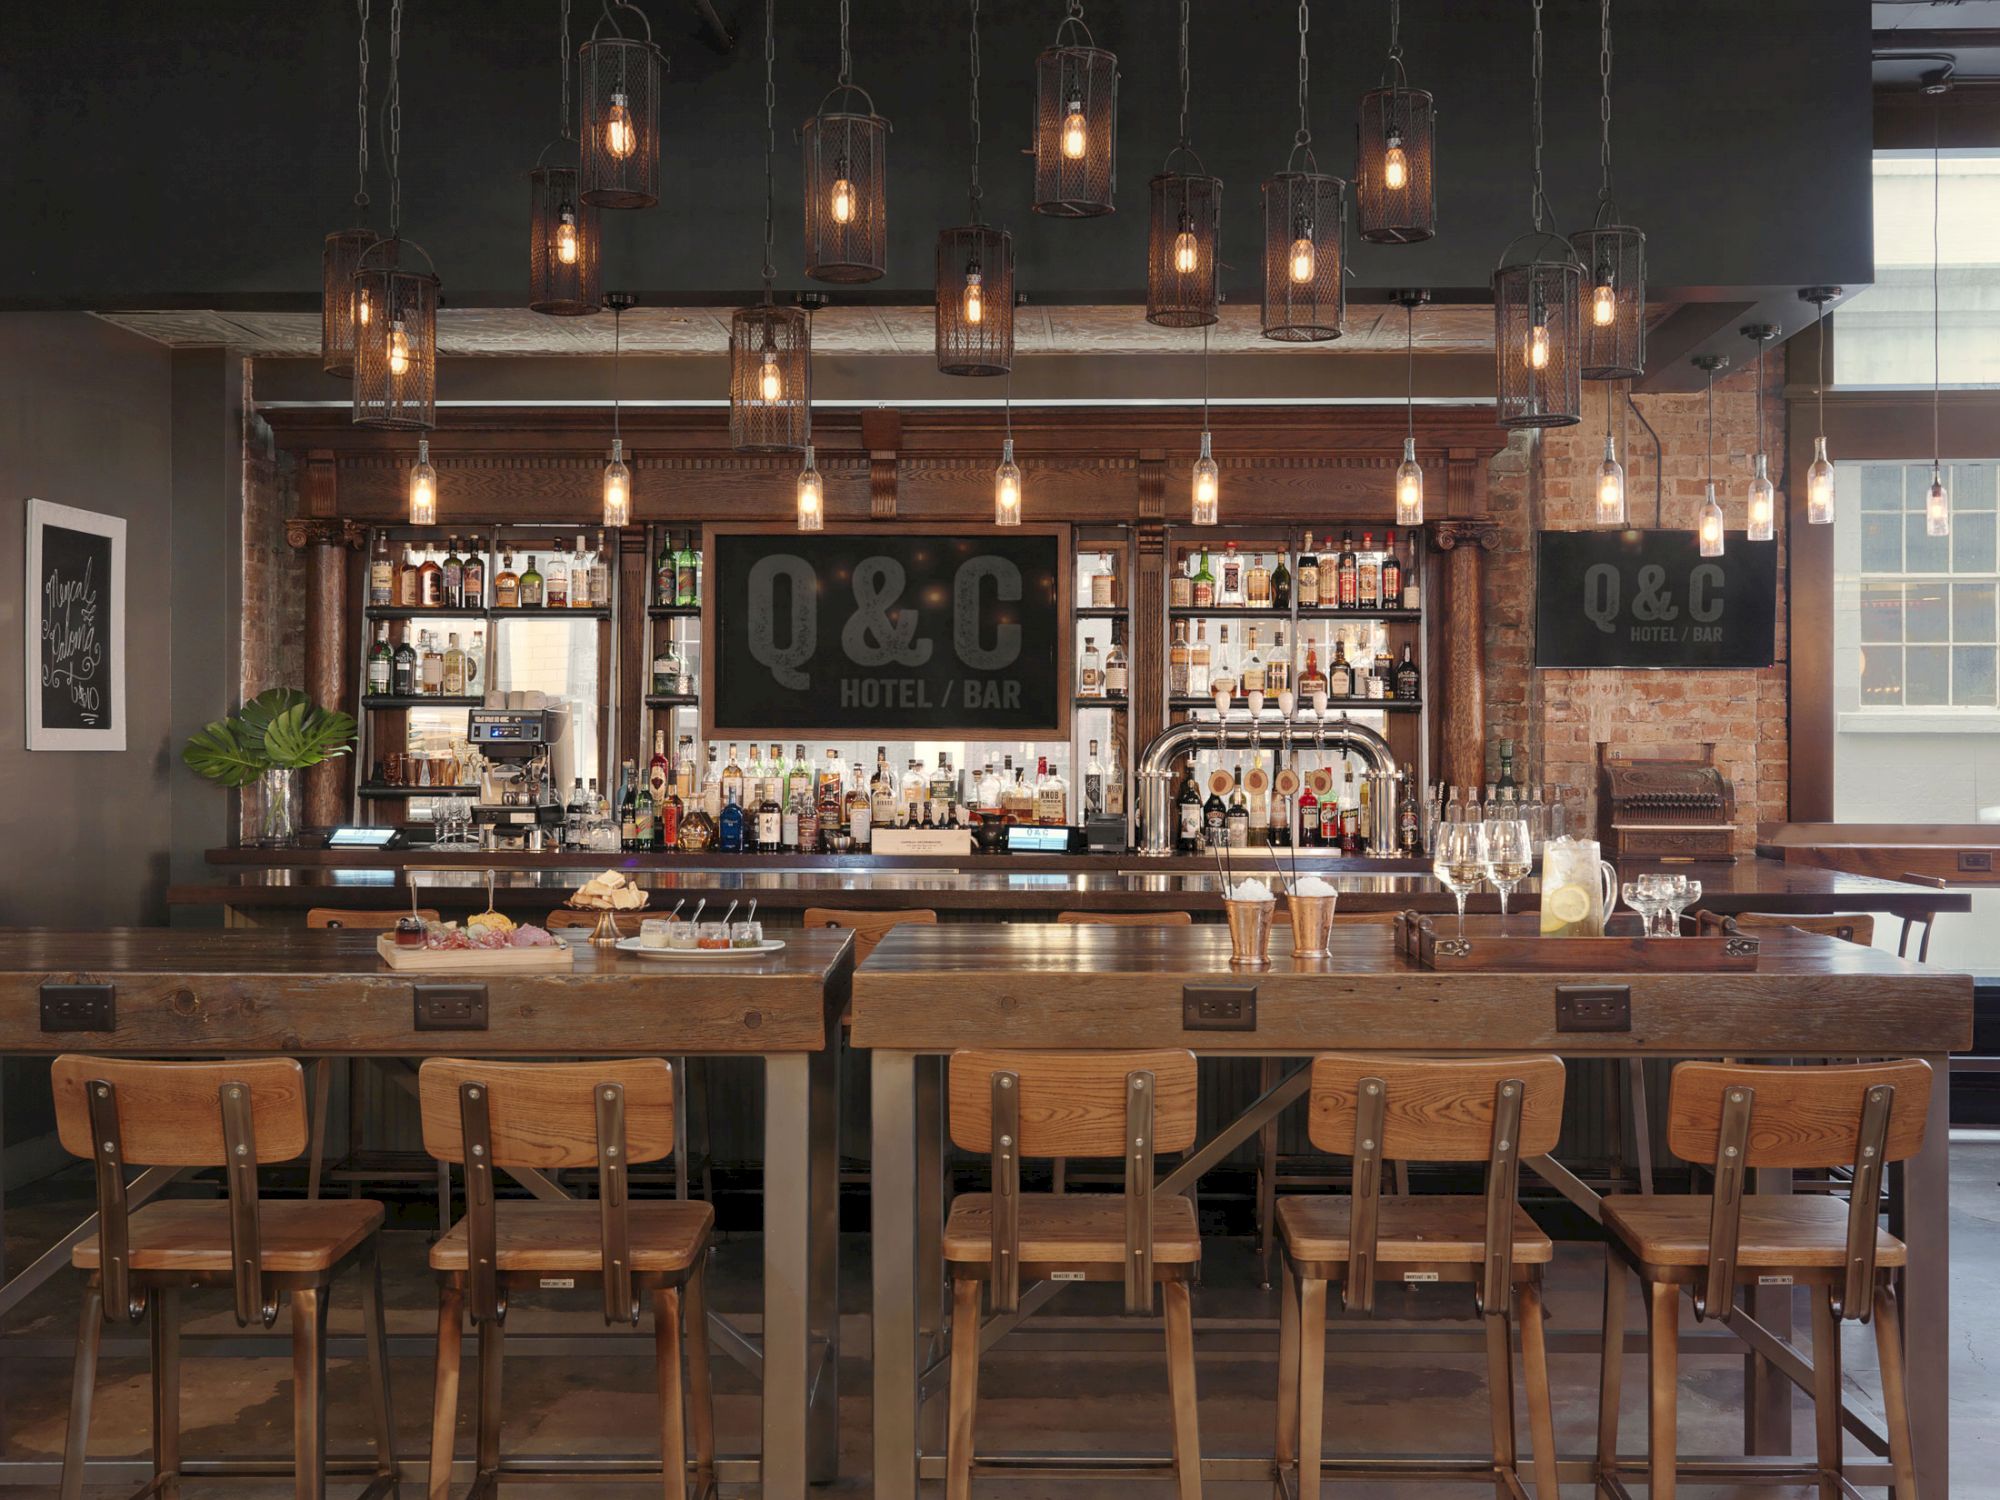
1405, 302, 1415, 443
1529, 0, 1545, 231
761, 0, 776, 288
1755, 338, 1765, 455
354, 0, 370, 208
559, 0, 572, 141
1388, 0, 1401, 64
1705, 365, 1714, 487
612, 304, 622, 442
838, 0, 852, 88
1201, 322, 1211, 430
1815, 298, 1826, 433
387, 0, 403, 235
1597, 0, 1613, 201
1295, 0, 1311, 146
1933, 100, 1942, 464
1177, 0, 1192, 149
968, 0, 983, 220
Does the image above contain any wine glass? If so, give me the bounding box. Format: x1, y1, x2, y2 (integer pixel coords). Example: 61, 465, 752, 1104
1481, 816, 1534, 933
1432, 821, 1485, 939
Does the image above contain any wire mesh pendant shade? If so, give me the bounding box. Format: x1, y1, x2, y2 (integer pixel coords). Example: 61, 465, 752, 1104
352, 238, 439, 431
1355, 85, 1435, 244
1571, 213, 1646, 380
935, 225, 1014, 376
803, 94, 890, 284
729, 302, 811, 452
579, 27, 664, 210
321, 226, 376, 377
1492, 245, 1583, 430
528, 165, 602, 316
1146, 167, 1221, 328
1032, 33, 1117, 217
1261, 170, 1345, 342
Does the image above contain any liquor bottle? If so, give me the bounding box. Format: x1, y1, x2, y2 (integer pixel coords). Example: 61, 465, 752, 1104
977, 759, 1004, 816
1357, 531, 1380, 610
1400, 533, 1421, 610
617, 761, 640, 849
367, 625, 393, 695
1175, 763, 1204, 853
1226, 766, 1251, 848
545, 545, 569, 608
590, 530, 611, 609
1298, 772, 1322, 845
1270, 770, 1293, 848
1220, 541, 1243, 605
871, 747, 897, 829
1400, 778, 1421, 856
678, 788, 717, 851
718, 786, 745, 853
369, 533, 394, 605
1240, 627, 1266, 696
1370, 646, 1392, 701
398, 541, 423, 606
1202, 771, 1228, 848
925, 753, 953, 828
1497, 739, 1518, 794
658, 778, 681, 851
818, 749, 844, 841
900, 759, 925, 825
755, 775, 783, 853
1104, 621, 1129, 697
744, 743, 764, 806
652, 635, 682, 696
1271, 549, 1291, 609
1079, 635, 1104, 697
1396, 644, 1421, 701
494, 554, 520, 609
1245, 551, 1273, 608
672, 736, 695, 800
1209, 625, 1237, 702
1297, 641, 1326, 702
846, 764, 873, 847
676, 533, 700, 607
1170, 552, 1195, 609
570, 535, 591, 607
702, 746, 723, 824
721, 744, 745, 809
1002, 759, 1035, 822
1336, 531, 1358, 609
1084, 739, 1106, 818
1168, 620, 1191, 696
1035, 756, 1069, 825
420, 631, 444, 694
441, 538, 463, 609
647, 730, 671, 805
1381, 529, 1403, 609
656, 531, 677, 605
519, 555, 544, 608
1266, 625, 1291, 695
1091, 551, 1117, 608
1329, 638, 1353, 697
1192, 548, 1216, 608
442, 632, 468, 695
1104, 737, 1126, 819
461, 543, 485, 610
1296, 531, 1320, 608
418, 546, 444, 609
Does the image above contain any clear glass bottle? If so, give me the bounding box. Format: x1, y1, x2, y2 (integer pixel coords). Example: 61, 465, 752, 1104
1245, 551, 1273, 608
1002, 759, 1035, 822
846, 764, 873, 846
442, 632, 468, 696
1187, 621, 1212, 698
1220, 541, 1243, 605
1209, 625, 1237, 702
420, 631, 444, 694
721, 743, 745, 808
1266, 625, 1291, 695
1240, 627, 1265, 696
1078, 635, 1104, 697
590, 529, 611, 608
1091, 551, 1117, 607
978, 758, 1005, 814
1034, 755, 1069, 825
871, 747, 897, 829
653, 634, 682, 697
1168, 620, 1191, 696
928, 753, 956, 826
1104, 621, 1129, 697
569, 534, 591, 607
1084, 739, 1106, 818
545, 545, 569, 608
900, 759, 926, 825
493, 553, 520, 608
1103, 737, 1125, 819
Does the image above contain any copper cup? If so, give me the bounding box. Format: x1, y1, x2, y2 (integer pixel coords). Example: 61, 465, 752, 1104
1286, 891, 1339, 958
382, 751, 404, 787
1224, 897, 1276, 968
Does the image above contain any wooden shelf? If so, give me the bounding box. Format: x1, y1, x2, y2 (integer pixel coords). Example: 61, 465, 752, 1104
1074, 606, 1127, 619
358, 784, 479, 798
488, 605, 612, 619
645, 694, 700, 708
1072, 696, 1129, 709
1293, 607, 1422, 622
361, 695, 483, 710
648, 604, 703, 618
364, 605, 486, 620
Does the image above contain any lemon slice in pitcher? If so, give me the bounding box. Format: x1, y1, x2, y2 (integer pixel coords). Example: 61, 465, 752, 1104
1545, 884, 1592, 928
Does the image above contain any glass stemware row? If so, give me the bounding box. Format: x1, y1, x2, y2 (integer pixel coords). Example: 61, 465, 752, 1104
1619, 872, 1702, 937
1431, 814, 1537, 939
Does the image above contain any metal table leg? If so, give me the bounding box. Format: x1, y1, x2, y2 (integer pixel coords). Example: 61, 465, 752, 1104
1743, 1167, 1795, 1457
871, 1049, 920, 1500
806, 1036, 842, 1484
764, 1053, 813, 1500
1905, 1052, 1951, 1495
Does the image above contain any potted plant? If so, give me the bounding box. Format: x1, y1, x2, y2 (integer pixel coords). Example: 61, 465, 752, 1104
183, 689, 356, 846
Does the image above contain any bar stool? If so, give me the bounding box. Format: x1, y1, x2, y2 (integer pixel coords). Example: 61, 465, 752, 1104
1274, 1054, 1567, 1499
802, 905, 937, 962
943, 1048, 1203, 1500
1894, 872, 1949, 961
1595, 1059, 1929, 1499
51, 1055, 399, 1500
418, 1057, 714, 1500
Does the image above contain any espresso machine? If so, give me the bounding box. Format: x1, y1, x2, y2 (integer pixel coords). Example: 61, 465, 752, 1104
465, 708, 565, 850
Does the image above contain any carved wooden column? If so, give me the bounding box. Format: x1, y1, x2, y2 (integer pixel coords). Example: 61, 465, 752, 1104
1133, 453, 1168, 784
286, 449, 364, 829
862, 409, 901, 519
1430, 517, 1500, 791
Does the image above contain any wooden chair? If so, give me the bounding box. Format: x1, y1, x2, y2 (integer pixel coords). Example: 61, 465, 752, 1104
1054, 910, 1194, 926
1275, 1054, 1567, 1500
1698, 910, 1875, 947
419, 1058, 714, 1500
1596, 1059, 1930, 1499
1895, 872, 1948, 961
51, 1055, 398, 1500
944, 1049, 1204, 1500
801, 906, 938, 963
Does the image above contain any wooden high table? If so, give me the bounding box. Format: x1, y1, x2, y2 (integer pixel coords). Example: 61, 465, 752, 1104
0, 928, 852, 1499
852, 923, 1973, 1498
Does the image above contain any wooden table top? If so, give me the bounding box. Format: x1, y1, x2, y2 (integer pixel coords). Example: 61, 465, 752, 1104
0, 928, 853, 1056
847, 923, 1973, 1055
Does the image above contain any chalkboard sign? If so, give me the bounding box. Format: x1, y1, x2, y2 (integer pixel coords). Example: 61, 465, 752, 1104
1534, 529, 1776, 670
705, 526, 1069, 736
23, 499, 126, 750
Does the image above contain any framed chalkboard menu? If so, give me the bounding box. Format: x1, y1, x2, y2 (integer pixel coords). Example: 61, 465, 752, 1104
23, 499, 126, 750
1534, 529, 1776, 670
704, 524, 1070, 736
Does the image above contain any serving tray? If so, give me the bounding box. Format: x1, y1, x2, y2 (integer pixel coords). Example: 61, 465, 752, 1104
1393, 912, 1758, 972
375, 933, 577, 972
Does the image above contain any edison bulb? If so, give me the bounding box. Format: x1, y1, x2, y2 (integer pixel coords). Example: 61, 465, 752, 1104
1747, 453, 1775, 542
1060, 97, 1088, 160
408, 439, 437, 526
387, 321, 411, 376
830, 168, 856, 226
1395, 437, 1424, 527
1806, 435, 1836, 524
994, 440, 1022, 526
602, 440, 631, 528
1191, 432, 1219, 526
555, 208, 580, 266
1173, 228, 1200, 276
1289, 236, 1315, 285
963, 270, 984, 325
1527, 322, 1551, 371
1927, 466, 1951, 537
356, 287, 373, 328
1383, 140, 1409, 191
1596, 438, 1626, 527
604, 93, 637, 161
797, 450, 825, 533
759, 351, 784, 403
1591, 277, 1617, 328
1697, 483, 1726, 558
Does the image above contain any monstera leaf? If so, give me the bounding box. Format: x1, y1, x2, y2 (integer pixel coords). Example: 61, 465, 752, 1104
261, 702, 356, 770
235, 688, 310, 758
181, 690, 356, 786
181, 720, 267, 787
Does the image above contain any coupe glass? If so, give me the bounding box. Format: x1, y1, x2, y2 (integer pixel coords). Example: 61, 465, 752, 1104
1481, 816, 1535, 933
1621, 879, 1670, 937
1432, 821, 1485, 939
1663, 877, 1701, 936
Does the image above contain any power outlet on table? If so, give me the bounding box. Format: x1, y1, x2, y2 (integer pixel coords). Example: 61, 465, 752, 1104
40, 983, 115, 1033
1555, 984, 1631, 1033
1183, 984, 1257, 1032
414, 984, 488, 1031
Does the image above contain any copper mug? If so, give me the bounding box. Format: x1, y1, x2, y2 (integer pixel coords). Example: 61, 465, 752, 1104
382, 751, 404, 787
1224, 897, 1276, 968
1286, 891, 1339, 958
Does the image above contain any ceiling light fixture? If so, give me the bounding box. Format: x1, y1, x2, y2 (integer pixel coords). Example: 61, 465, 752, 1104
1146, 0, 1220, 329
804, 0, 890, 284
579, 0, 664, 209
1743, 323, 1777, 541
1262, 0, 1345, 342
937, 0, 1015, 377
1798, 286, 1841, 524
995, 372, 1022, 526
1595, 380, 1626, 526
1394, 290, 1426, 524
1355, 0, 1434, 244
1032, 1, 1116, 217
530, 0, 601, 316
408, 437, 437, 525
321, 0, 374, 378
1693, 353, 1727, 557
603, 293, 634, 527
731, 0, 810, 453
1191, 325, 1219, 525
1571, 0, 1644, 380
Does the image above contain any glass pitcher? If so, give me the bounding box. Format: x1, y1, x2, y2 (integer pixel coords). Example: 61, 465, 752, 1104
1538, 835, 1619, 937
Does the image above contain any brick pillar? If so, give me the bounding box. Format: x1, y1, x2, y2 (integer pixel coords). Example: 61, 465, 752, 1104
1431, 517, 1501, 791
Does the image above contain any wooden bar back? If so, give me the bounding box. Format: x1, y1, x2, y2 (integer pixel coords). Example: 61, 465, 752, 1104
52, 1056, 309, 1166
1306, 1055, 1566, 1161
307, 907, 438, 929
949, 1049, 1198, 1157
1055, 911, 1193, 926
1665, 1059, 1932, 1168
802, 907, 936, 962
418, 1058, 675, 1167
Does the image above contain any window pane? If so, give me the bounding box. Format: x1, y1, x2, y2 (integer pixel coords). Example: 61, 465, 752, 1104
1861, 466, 1904, 511
1906, 516, 1949, 574
1953, 582, 1996, 643
1954, 646, 1997, 707
1904, 582, 1949, 641
1905, 645, 1949, 705
1862, 513, 1903, 573
1860, 583, 1904, 643
1860, 645, 1903, 705
1953, 511, 1996, 575
1951, 463, 1997, 511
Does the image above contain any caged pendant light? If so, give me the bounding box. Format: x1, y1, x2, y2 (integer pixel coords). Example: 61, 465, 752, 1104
321, 0, 374, 377
353, 0, 439, 431
1743, 323, 1777, 541
1031, 1, 1117, 217
1694, 354, 1727, 558
1799, 285, 1840, 524
1492, 0, 1582, 430
579, 0, 664, 210
731, 0, 810, 453
1354, 0, 1435, 245
1570, 0, 1644, 380
1146, 0, 1220, 329
529, 0, 602, 316
803, 0, 891, 284
1393, 290, 1425, 525
936, 0, 1015, 377
1261, 0, 1345, 342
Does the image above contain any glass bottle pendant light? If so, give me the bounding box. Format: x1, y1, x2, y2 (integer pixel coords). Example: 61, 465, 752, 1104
994, 438, 1022, 526
408, 437, 437, 525
1393, 292, 1424, 524
1924, 99, 1951, 539
602, 295, 633, 527
1800, 286, 1840, 523
1742, 324, 1776, 542
1595, 381, 1625, 526
1694, 353, 1726, 557
1697, 483, 1725, 558
797, 445, 825, 532
1191, 326, 1219, 525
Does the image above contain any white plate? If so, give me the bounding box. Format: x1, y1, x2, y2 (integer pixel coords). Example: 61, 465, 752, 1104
614, 937, 787, 958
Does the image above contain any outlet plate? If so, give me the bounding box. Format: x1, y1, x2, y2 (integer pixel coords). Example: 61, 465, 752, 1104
40, 982, 115, 1033
414, 984, 488, 1031
1555, 984, 1631, 1033
1960, 851, 1992, 873
1183, 984, 1257, 1032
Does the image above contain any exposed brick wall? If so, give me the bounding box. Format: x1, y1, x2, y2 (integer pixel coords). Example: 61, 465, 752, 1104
238, 362, 306, 839
1483, 353, 1789, 852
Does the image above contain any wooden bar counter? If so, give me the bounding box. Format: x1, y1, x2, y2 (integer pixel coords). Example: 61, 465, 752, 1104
852, 923, 1972, 1499
0, 928, 852, 1499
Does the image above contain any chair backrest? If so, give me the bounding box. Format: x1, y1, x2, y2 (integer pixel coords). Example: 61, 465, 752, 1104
1055, 910, 1193, 926
802, 907, 937, 962
51, 1055, 308, 1330
544, 908, 642, 936
1703, 910, 1874, 947
307, 907, 439, 930
1896, 872, 1948, 961
1665, 1059, 1932, 1322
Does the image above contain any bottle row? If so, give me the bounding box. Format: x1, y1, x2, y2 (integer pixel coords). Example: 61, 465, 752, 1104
1169, 620, 1419, 703
1172, 750, 1421, 856
366, 624, 483, 698
369, 533, 615, 612
1170, 530, 1421, 613
653, 531, 705, 608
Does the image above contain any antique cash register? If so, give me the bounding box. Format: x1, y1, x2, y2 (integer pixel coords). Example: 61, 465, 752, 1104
1595, 742, 1738, 861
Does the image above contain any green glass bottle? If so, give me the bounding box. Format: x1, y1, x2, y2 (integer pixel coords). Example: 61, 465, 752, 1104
655, 531, 676, 605
1192, 548, 1216, 608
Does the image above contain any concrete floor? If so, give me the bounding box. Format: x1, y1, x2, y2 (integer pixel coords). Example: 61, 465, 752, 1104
3, 1139, 1997, 1498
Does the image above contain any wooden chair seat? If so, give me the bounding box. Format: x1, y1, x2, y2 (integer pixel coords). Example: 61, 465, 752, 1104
71, 1198, 384, 1274
1602, 1193, 1908, 1270
1276, 1194, 1554, 1266
943, 1192, 1201, 1265
429, 1199, 714, 1274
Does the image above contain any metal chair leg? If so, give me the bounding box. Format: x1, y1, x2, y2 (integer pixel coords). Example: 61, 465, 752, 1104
1274, 1257, 1300, 1471
475, 1313, 505, 1485
58, 1276, 105, 1500
292, 1286, 329, 1500
1256, 1057, 1279, 1289
307, 1060, 333, 1201
1625, 1059, 1656, 1196
1482, 1310, 1517, 1500
151, 1286, 181, 1499
1297, 1276, 1327, 1500
1810, 1285, 1843, 1499
359, 1241, 401, 1486
673, 1057, 691, 1202
1873, 1281, 1920, 1498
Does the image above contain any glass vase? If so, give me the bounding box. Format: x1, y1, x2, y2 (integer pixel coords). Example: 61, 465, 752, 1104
257, 767, 299, 847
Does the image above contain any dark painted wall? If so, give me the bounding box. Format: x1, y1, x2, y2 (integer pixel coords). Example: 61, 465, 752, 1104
0, 0, 1873, 308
